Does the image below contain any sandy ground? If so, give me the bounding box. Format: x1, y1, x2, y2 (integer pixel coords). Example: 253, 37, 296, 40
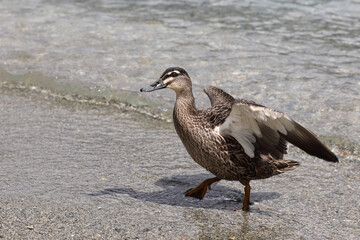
0, 92, 359, 239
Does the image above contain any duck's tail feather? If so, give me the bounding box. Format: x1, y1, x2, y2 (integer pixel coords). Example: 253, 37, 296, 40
274, 159, 300, 174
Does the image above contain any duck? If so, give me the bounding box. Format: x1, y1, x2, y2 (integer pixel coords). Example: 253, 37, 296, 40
140, 67, 338, 211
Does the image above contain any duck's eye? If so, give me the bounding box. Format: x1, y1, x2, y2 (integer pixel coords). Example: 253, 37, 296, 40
170, 72, 178, 77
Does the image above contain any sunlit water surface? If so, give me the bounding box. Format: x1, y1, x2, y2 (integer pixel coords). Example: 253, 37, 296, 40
0, 0, 359, 146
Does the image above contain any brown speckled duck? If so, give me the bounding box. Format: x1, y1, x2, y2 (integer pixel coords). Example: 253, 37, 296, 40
140, 67, 338, 211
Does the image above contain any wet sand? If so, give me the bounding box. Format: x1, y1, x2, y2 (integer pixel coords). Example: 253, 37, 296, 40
0, 91, 359, 239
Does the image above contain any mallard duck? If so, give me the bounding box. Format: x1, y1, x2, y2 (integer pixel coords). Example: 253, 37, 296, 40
140, 67, 338, 211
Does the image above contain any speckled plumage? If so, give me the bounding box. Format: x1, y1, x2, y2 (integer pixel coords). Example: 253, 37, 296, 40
140, 67, 338, 211
173, 86, 298, 184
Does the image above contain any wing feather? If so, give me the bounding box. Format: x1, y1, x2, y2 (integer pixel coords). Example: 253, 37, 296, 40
217, 100, 338, 162
217, 101, 292, 158
282, 121, 338, 162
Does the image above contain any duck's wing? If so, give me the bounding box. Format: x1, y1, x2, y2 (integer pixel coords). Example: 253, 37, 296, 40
204, 86, 287, 159
203, 86, 235, 128
215, 99, 338, 162
204, 86, 235, 106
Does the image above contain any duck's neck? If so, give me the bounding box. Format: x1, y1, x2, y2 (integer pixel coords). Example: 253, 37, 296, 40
174, 87, 197, 115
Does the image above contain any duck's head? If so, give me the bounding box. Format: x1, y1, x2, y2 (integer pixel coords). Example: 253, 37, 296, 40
140, 67, 191, 94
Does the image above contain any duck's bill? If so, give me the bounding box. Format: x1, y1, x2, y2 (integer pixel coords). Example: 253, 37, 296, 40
140, 79, 167, 92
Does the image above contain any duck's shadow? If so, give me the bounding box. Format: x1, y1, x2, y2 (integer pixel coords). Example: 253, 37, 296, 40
89, 174, 280, 210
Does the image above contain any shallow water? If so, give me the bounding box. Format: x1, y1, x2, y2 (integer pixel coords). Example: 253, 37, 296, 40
1, 0, 360, 239
1, 0, 359, 141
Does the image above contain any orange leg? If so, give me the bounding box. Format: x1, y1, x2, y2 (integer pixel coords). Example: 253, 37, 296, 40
185, 177, 221, 199
242, 184, 251, 211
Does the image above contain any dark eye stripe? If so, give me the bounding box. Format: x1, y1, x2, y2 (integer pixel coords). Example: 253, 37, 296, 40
162, 71, 179, 80
165, 79, 175, 85
160, 67, 189, 80
170, 72, 178, 77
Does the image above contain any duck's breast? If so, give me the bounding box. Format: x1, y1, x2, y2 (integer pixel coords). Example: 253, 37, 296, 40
173, 111, 234, 177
